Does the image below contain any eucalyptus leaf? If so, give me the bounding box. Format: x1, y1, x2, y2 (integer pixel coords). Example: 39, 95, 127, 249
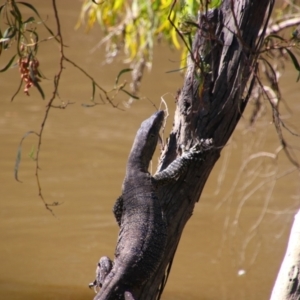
91, 81, 96, 101
17, 2, 58, 41
3, 26, 17, 39
23, 16, 35, 24
121, 88, 139, 100
0, 54, 17, 72
14, 131, 39, 182
115, 68, 133, 87
285, 48, 300, 82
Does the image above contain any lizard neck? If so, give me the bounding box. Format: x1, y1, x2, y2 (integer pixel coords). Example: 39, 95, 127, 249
126, 147, 151, 173
125, 110, 164, 174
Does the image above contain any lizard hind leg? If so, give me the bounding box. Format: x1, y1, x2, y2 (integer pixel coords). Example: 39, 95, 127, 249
113, 196, 123, 227
89, 256, 113, 293
97, 256, 113, 287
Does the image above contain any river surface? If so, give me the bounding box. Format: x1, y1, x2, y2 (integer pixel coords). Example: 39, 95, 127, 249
0, 1, 299, 300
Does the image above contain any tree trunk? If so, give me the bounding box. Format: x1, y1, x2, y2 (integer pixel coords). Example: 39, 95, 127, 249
96, 1, 275, 299
270, 209, 300, 300
136, 1, 275, 299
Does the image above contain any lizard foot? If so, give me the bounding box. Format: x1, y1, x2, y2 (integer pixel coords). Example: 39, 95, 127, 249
88, 256, 113, 293
181, 138, 213, 155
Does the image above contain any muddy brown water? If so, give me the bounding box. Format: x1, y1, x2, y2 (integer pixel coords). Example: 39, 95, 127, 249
0, 1, 299, 300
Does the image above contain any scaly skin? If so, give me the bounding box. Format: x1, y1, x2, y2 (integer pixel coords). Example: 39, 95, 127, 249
91, 110, 211, 300
95, 110, 167, 300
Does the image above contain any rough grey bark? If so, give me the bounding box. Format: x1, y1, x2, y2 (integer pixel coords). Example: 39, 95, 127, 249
95, 0, 275, 299
137, 1, 274, 299
270, 209, 300, 300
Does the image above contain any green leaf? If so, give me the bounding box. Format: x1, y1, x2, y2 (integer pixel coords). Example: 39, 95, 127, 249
17, 2, 57, 41
0, 4, 6, 15
3, 26, 17, 39
10, 2, 23, 24
23, 16, 35, 24
28, 145, 35, 160
208, 0, 222, 9
15, 145, 22, 182
120, 88, 139, 99
15, 130, 39, 182
36, 68, 47, 80
16, 2, 40, 16
28, 58, 45, 99
91, 81, 96, 101
115, 68, 133, 87
32, 79, 45, 99
81, 103, 98, 107
265, 34, 286, 42
0, 54, 17, 72
285, 48, 300, 82
0, 37, 10, 43
166, 66, 187, 73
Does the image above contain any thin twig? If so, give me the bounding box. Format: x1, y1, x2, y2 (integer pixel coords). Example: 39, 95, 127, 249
35, 0, 65, 215
63, 57, 120, 108
168, 0, 194, 62
32, 0, 127, 214
255, 75, 300, 169
265, 17, 300, 35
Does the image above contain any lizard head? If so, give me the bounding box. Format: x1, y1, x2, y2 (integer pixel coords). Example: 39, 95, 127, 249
128, 110, 165, 171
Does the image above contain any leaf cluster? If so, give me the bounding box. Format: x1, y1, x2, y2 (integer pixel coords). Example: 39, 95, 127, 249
77, 0, 222, 91
0, 1, 57, 99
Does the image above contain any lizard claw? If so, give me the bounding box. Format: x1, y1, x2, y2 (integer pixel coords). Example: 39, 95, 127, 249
179, 138, 213, 160
199, 138, 213, 148
191, 138, 213, 153
88, 280, 96, 289
88, 280, 100, 294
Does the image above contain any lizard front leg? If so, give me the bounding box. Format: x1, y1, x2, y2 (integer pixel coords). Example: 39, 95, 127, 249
152, 139, 212, 185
